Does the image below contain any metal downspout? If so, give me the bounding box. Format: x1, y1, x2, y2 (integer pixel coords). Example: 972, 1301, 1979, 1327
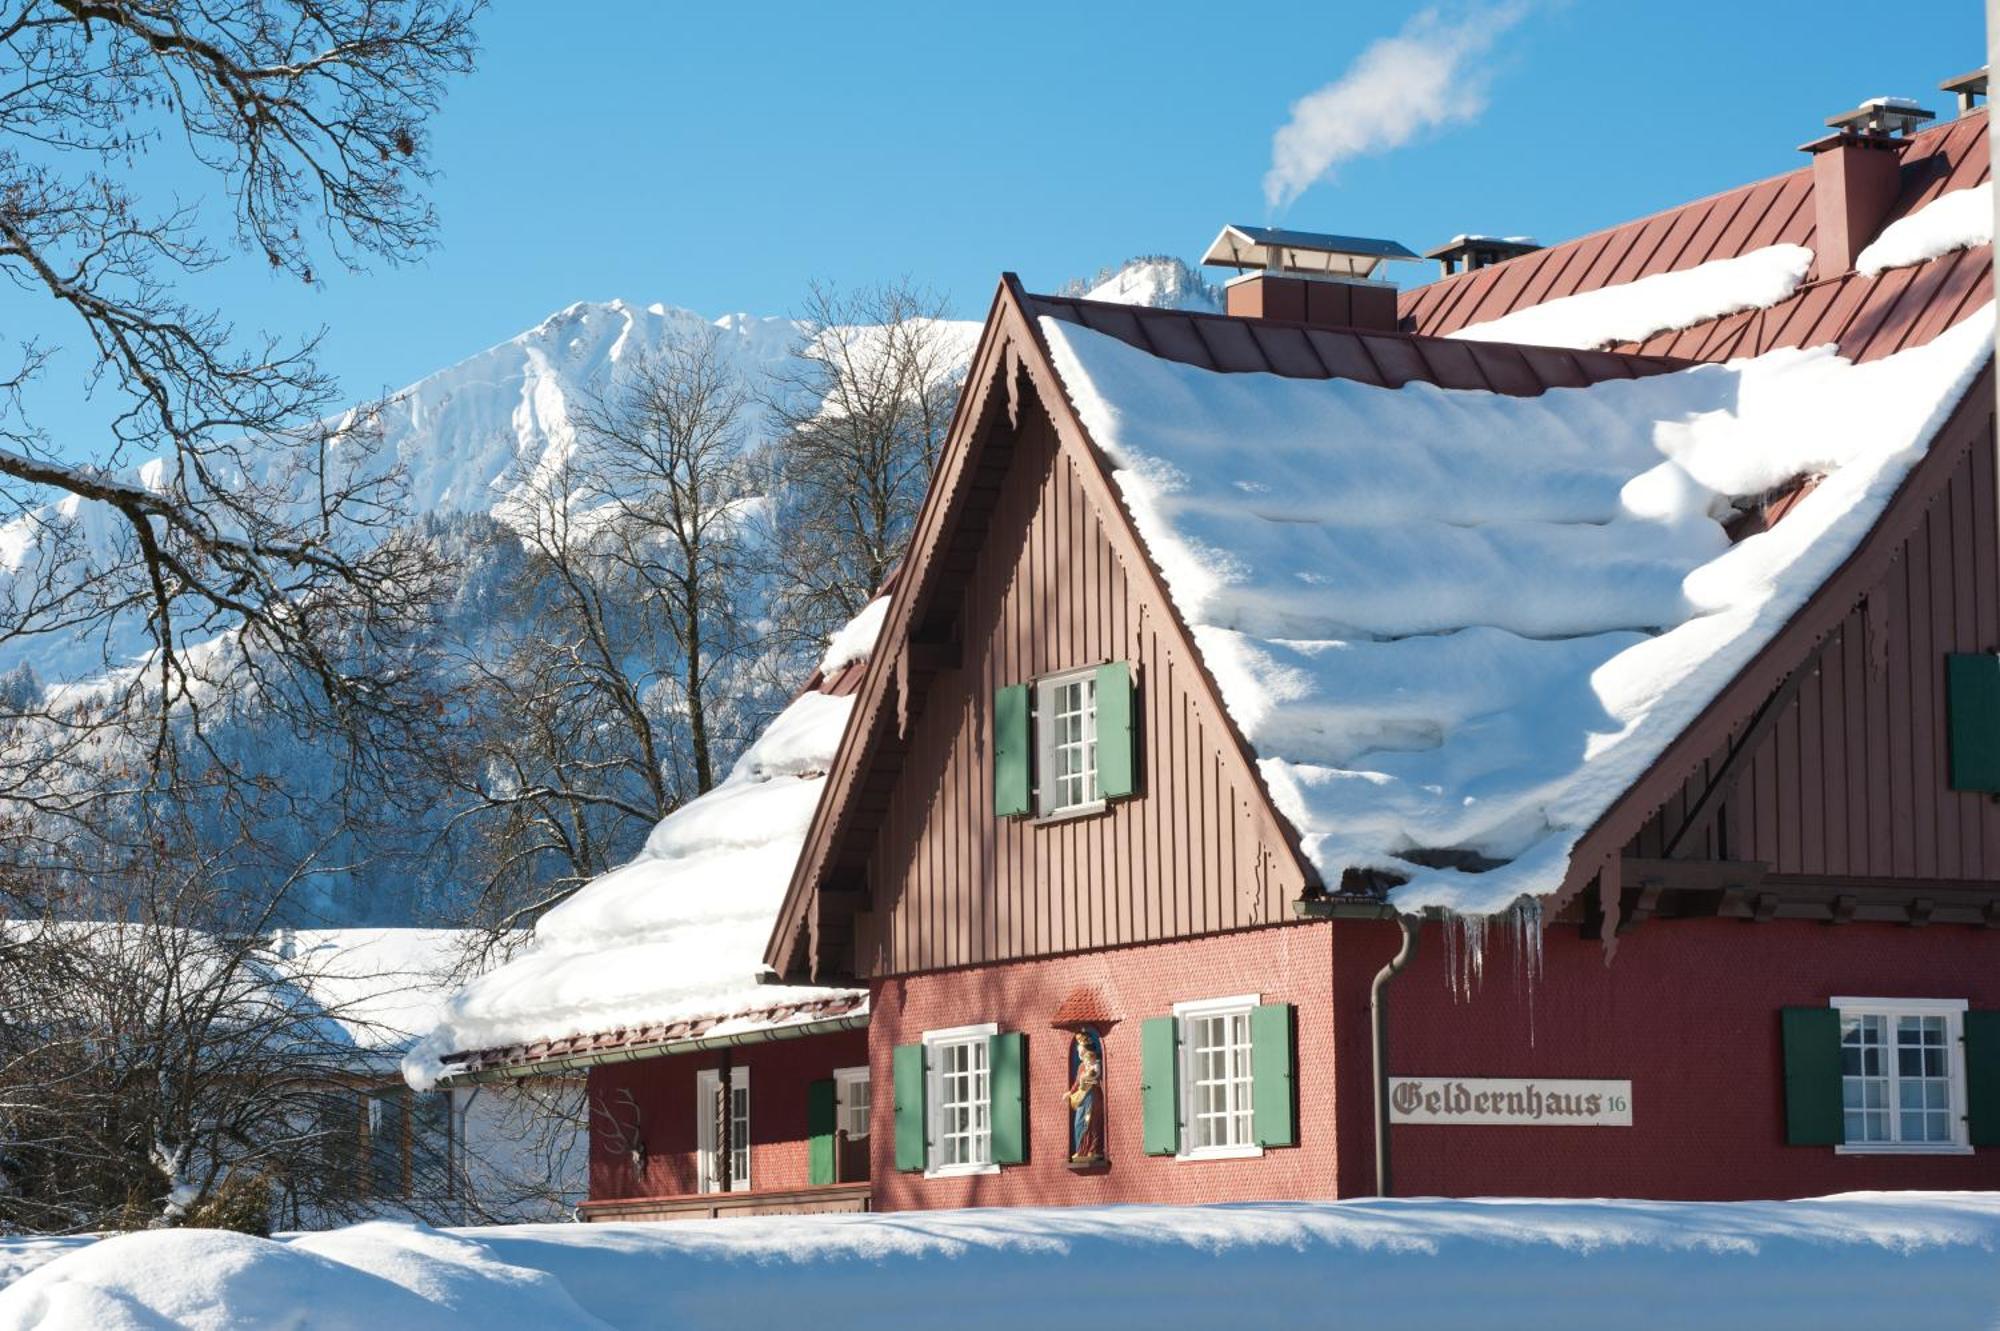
1370, 913, 1421, 1197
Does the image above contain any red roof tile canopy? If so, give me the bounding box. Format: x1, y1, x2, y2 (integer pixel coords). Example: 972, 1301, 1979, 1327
1020, 293, 1691, 395
1400, 110, 1992, 365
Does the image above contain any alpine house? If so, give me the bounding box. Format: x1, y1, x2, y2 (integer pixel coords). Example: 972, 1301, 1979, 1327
417, 75, 2000, 1219
764, 81, 2000, 1207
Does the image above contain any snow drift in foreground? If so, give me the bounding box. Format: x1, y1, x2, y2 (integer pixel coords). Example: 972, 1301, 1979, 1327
1447, 244, 1814, 350
1041, 306, 1993, 915
401, 599, 888, 1087
4, 1194, 1998, 1330
1858, 180, 1994, 276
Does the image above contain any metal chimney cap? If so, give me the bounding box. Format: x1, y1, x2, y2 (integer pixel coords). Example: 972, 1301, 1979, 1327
1825, 96, 1937, 137
1202, 224, 1418, 284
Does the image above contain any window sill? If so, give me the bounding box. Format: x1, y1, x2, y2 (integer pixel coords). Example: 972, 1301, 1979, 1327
1033, 801, 1108, 825
924, 1161, 1000, 1179
1176, 1144, 1265, 1163
1834, 1143, 1973, 1156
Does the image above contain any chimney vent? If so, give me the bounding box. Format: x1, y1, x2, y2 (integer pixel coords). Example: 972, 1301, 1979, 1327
1799, 97, 1936, 280
1940, 67, 1988, 115
1424, 234, 1542, 278
1200, 224, 1416, 332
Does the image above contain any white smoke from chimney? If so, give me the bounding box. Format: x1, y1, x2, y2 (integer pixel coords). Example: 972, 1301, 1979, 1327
1263, 3, 1529, 212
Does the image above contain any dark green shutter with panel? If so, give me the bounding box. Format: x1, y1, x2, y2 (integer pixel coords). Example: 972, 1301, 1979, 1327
807, 1078, 837, 1186
990, 1031, 1027, 1165
1250, 1003, 1297, 1148
1141, 1015, 1180, 1156
1947, 654, 2000, 792
993, 683, 1032, 817
1781, 1007, 1844, 1146
893, 1043, 927, 1172
1095, 661, 1138, 800
1966, 1009, 2000, 1147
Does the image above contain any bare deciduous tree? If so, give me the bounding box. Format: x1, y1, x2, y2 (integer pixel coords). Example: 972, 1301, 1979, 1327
445, 327, 771, 929
0, 0, 479, 845
763, 279, 960, 654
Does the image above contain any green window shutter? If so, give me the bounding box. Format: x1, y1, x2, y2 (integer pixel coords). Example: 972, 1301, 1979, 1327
1947, 654, 2000, 792
989, 1032, 1027, 1165
1250, 1003, 1297, 1148
1095, 661, 1138, 800
1966, 1010, 2000, 1148
993, 683, 1032, 817
893, 1043, 927, 1172
1781, 1007, 1844, 1146
1141, 1016, 1180, 1156
807, 1078, 837, 1186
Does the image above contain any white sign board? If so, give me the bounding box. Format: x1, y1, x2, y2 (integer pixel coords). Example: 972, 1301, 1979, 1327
1388, 1077, 1632, 1127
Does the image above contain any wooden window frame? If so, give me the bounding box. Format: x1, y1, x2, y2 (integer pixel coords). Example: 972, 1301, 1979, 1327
1033, 667, 1103, 820
834, 1065, 871, 1141
923, 1022, 998, 1177
696, 1066, 753, 1192
1831, 997, 1971, 1156
1173, 994, 1263, 1161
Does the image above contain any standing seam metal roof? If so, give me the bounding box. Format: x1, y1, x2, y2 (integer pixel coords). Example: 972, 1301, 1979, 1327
1399, 109, 1992, 364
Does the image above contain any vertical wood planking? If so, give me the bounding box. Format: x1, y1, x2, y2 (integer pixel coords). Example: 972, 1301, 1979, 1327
863, 404, 1308, 974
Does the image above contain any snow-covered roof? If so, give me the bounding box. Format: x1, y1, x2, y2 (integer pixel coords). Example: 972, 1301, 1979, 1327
1037, 298, 1995, 917
274, 927, 483, 1056
404, 604, 887, 1088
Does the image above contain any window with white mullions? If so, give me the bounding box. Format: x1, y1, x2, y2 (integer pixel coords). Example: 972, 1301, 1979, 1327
1174, 994, 1260, 1159
1834, 997, 1969, 1154
923, 1022, 997, 1175
1035, 669, 1099, 816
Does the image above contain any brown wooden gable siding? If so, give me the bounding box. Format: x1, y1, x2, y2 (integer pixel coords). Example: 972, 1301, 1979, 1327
854, 399, 1310, 976
1550, 363, 1999, 919
1400, 111, 1992, 366
1628, 421, 2000, 882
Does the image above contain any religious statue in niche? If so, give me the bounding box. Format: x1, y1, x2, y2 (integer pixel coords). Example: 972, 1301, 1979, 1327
1065, 1026, 1107, 1165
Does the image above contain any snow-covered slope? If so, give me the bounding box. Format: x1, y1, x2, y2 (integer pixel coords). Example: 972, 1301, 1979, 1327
1066, 257, 1222, 313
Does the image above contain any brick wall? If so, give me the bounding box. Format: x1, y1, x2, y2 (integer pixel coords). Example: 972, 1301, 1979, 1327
1333, 915, 2000, 1199
586, 1028, 868, 1203
868, 924, 1342, 1211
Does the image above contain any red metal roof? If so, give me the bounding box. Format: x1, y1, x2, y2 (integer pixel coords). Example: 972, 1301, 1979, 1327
1021, 292, 1691, 394
1400, 110, 1992, 364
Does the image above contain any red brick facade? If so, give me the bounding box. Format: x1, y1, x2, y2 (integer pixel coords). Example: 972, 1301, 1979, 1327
867, 925, 1341, 1210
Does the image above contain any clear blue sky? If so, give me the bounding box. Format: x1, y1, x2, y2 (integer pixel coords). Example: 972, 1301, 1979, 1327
31, 1, 1992, 442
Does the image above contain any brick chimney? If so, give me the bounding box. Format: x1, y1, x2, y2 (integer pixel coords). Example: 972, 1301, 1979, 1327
1200, 225, 1416, 332
1800, 97, 1935, 279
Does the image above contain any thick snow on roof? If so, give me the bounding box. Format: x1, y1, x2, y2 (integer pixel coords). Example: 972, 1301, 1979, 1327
276, 928, 480, 1055
1040, 306, 1993, 916
404, 605, 886, 1088
7, 1194, 1999, 1328
1447, 244, 1813, 350
1858, 181, 1994, 276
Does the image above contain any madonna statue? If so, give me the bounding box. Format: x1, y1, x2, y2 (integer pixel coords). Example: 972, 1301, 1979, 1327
1066, 1027, 1106, 1164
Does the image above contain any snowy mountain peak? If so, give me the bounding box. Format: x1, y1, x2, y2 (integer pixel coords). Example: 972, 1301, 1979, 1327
1066, 256, 1222, 313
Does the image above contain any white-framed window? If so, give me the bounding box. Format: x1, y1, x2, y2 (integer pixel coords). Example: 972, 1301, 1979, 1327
1035, 668, 1100, 818
1175, 994, 1261, 1160
834, 1065, 870, 1140
696, 1066, 752, 1191
1833, 997, 1970, 1155
923, 1022, 997, 1176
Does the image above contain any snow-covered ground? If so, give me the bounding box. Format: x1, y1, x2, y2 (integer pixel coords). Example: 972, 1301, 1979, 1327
2, 1194, 1996, 1329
